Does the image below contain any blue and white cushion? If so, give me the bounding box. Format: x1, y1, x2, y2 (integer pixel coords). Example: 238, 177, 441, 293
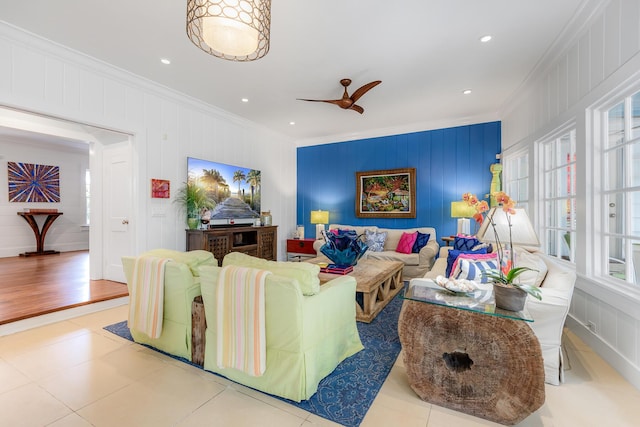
365, 230, 387, 252
454, 258, 498, 283
453, 236, 481, 251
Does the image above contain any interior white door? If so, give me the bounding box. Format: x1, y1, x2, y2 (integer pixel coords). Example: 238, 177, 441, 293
103, 142, 133, 282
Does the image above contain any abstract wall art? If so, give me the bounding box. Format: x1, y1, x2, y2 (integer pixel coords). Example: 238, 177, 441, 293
8, 162, 60, 203
151, 179, 170, 198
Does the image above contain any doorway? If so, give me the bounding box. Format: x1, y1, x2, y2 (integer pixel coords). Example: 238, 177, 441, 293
0, 106, 134, 282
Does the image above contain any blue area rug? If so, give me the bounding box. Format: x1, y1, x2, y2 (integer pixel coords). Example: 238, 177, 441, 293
104, 295, 402, 427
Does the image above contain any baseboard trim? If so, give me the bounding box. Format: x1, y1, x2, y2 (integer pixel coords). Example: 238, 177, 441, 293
566, 314, 640, 391
0, 297, 129, 337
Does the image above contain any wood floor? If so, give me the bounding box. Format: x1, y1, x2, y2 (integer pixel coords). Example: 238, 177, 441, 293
0, 250, 129, 325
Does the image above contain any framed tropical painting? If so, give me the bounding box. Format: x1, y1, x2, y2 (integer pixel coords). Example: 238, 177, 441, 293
356, 168, 416, 218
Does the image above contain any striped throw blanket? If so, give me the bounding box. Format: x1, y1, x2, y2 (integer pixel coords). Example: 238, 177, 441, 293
216, 265, 271, 377
128, 256, 171, 339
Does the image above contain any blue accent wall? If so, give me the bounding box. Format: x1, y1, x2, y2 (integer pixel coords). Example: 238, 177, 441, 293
296, 121, 501, 240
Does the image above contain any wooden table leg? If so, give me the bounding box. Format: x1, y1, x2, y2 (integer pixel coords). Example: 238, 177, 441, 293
356, 267, 404, 323
191, 296, 206, 366
17, 212, 63, 256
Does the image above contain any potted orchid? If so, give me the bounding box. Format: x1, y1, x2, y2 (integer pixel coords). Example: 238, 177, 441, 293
463, 191, 542, 310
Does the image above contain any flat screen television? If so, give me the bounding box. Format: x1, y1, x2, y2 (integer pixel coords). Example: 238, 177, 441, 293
187, 157, 261, 226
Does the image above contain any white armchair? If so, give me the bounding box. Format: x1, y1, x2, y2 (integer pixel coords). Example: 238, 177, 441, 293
423, 246, 576, 385
526, 254, 576, 385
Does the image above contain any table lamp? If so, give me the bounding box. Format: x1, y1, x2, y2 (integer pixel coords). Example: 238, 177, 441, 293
451, 201, 476, 235
476, 208, 540, 247
310, 210, 329, 240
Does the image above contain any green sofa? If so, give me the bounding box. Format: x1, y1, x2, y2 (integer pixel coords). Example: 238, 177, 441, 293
199, 252, 364, 402
121, 249, 217, 361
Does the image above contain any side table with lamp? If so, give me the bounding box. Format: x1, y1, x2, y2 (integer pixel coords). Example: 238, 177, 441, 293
310, 209, 329, 240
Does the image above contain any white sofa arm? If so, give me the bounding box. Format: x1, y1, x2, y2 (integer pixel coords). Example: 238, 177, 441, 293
418, 238, 439, 270
526, 287, 572, 355
437, 246, 452, 258
313, 238, 326, 255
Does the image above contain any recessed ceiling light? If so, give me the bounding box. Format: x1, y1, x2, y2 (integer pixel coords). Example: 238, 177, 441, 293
241, 98, 249, 103
289, 121, 295, 125
160, 58, 171, 65
463, 89, 472, 95
480, 35, 492, 43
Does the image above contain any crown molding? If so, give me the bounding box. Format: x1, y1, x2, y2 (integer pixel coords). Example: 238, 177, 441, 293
294, 112, 500, 147
0, 21, 293, 144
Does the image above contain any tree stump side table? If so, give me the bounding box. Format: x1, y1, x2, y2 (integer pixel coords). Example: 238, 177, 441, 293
398, 298, 545, 425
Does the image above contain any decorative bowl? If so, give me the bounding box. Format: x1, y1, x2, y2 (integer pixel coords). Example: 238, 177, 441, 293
319, 231, 368, 267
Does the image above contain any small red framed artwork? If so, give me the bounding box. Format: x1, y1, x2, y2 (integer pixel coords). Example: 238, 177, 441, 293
151, 179, 170, 199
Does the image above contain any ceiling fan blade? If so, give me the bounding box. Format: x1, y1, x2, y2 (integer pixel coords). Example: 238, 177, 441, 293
298, 98, 352, 110
297, 79, 380, 113
350, 80, 381, 103
297, 98, 341, 104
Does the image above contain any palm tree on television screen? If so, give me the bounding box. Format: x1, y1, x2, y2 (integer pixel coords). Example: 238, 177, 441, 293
233, 170, 247, 199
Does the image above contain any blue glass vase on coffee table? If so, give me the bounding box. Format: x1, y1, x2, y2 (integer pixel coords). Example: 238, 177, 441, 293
319, 230, 368, 267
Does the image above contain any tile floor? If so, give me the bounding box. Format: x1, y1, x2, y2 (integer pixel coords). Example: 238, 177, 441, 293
1, 305, 639, 427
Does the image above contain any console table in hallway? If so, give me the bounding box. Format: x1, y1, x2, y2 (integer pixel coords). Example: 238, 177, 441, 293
17, 211, 63, 257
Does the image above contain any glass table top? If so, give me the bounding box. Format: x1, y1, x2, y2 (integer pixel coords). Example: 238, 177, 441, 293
402, 279, 533, 322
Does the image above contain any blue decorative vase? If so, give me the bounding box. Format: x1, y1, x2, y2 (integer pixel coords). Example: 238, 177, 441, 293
320, 231, 368, 267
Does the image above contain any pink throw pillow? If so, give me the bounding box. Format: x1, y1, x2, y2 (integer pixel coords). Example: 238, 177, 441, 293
396, 232, 418, 254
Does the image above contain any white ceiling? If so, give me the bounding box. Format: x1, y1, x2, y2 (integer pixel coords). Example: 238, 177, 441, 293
0, 1, 590, 146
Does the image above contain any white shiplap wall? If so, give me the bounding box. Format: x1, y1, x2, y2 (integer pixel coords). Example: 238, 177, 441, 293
0, 22, 297, 260
501, 0, 640, 388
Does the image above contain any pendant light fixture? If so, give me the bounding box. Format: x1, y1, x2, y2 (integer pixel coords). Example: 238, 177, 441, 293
186, 0, 271, 62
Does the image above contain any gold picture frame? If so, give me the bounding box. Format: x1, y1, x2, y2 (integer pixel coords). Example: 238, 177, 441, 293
355, 168, 416, 218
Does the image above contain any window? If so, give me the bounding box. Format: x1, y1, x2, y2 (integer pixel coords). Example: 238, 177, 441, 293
602, 91, 640, 285
540, 129, 576, 262
504, 151, 529, 211
85, 169, 90, 225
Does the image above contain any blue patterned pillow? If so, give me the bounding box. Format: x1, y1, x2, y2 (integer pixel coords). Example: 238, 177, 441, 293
446, 248, 488, 277
365, 229, 387, 252
412, 232, 431, 253
454, 258, 498, 283
454, 236, 481, 251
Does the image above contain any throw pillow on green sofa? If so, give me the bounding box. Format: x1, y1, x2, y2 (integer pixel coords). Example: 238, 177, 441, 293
223, 252, 320, 295
141, 249, 216, 277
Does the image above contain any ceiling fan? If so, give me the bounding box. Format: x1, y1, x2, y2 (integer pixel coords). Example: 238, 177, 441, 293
298, 79, 382, 114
